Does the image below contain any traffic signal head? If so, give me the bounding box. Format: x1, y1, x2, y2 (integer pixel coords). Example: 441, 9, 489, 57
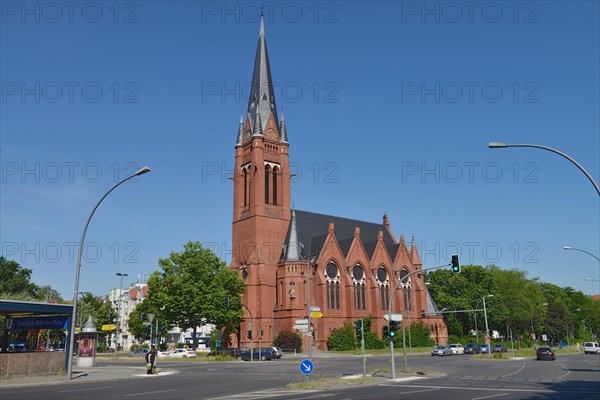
353, 320, 362, 334
421, 309, 426, 318
451, 254, 460, 273
382, 326, 389, 339
389, 321, 398, 337
247, 330, 253, 340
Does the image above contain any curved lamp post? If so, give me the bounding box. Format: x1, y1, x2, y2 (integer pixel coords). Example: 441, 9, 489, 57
66, 166, 150, 379
488, 142, 600, 196
563, 246, 600, 262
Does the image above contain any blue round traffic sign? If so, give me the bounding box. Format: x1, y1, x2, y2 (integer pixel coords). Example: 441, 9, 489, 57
299, 359, 314, 375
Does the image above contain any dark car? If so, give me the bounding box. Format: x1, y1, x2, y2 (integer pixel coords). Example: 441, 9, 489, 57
237, 348, 277, 361
479, 344, 491, 354
464, 343, 481, 354
492, 344, 508, 353
536, 347, 556, 361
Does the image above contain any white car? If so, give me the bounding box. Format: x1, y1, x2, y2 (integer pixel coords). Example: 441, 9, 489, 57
448, 344, 464, 355
583, 342, 600, 354
169, 348, 197, 358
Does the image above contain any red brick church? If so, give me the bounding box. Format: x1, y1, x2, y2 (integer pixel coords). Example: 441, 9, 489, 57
230, 18, 448, 350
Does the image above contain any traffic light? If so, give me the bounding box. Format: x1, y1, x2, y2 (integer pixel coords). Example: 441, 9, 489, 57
421, 309, 426, 318
451, 254, 460, 273
389, 321, 398, 338
247, 330, 253, 340
382, 326, 389, 340
260, 329, 264, 338
353, 320, 362, 336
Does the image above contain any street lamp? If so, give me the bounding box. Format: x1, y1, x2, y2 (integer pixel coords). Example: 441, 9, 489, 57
563, 247, 600, 262
567, 308, 581, 346
530, 302, 548, 349
482, 295, 494, 355
488, 142, 600, 196
115, 272, 128, 358
66, 166, 150, 380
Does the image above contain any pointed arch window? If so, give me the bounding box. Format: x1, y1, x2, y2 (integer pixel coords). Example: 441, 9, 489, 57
352, 265, 366, 310
241, 165, 249, 207
377, 266, 390, 310
325, 262, 340, 309
272, 167, 278, 205
400, 268, 412, 314
264, 165, 271, 204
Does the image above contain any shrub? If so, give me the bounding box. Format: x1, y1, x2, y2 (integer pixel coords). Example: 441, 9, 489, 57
273, 330, 303, 352
327, 322, 357, 351
363, 331, 385, 349
409, 321, 435, 347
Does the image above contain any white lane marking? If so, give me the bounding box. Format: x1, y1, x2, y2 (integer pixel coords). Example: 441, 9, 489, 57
205, 389, 321, 400
397, 388, 440, 395
389, 376, 428, 383
472, 393, 510, 400
501, 363, 525, 378
57, 386, 112, 393
125, 389, 177, 397
384, 384, 554, 394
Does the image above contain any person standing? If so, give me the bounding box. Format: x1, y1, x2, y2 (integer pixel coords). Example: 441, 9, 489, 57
145, 347, 157, 375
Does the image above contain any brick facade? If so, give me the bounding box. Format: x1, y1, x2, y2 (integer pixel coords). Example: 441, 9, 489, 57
230, 18, 447, 350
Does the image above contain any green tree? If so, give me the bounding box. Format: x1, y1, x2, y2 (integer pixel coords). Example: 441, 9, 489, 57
426, 265, 498, 337
327, 322, 357, 351
409, 321, 435, 347
0, 257, 38, 297
147, 241, 246, 349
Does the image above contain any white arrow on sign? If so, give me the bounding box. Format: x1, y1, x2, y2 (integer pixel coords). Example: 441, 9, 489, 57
295, 319, 309, 325
384, 314, 403, 322
309, 306, 321, 312
293, 325, 309, 331
301, 362, 312, 372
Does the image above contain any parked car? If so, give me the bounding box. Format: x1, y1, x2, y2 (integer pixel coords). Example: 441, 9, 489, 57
271, 346, 283, 359
479, 344, 491, 354
583, 342, 600, 354
237, 348, 277, 361
431, 345, 452, 356
448, 344, 464, 355
536, 347, 556, 361
128, 348, 149, 357
464, 343, 481, 354
158, 350, 172, 357
169, 348, 197, 358
492, 344, 508, 353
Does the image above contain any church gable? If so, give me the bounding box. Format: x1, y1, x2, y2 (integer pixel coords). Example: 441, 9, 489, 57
345, 228, 370, 272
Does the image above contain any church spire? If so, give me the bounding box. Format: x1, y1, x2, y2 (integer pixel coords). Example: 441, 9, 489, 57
247, 13, 278, 136
282, 209, 305, 261
279, 109, 288, 143
236, 113, 244, 146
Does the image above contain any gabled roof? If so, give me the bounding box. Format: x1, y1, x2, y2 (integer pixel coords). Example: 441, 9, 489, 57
281, 210, 398, 261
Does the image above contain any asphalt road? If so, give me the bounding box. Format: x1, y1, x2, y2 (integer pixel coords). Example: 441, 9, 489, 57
3, 353, 599, 400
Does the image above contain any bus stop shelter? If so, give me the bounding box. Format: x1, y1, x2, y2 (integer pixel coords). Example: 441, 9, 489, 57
0, 299, 73, 377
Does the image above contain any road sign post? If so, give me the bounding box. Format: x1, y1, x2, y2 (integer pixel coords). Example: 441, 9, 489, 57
299, 359, 314, 383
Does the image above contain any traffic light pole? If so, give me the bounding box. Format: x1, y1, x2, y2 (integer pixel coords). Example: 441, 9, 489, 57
387, 263, 451, 379
361, 318, 366, 377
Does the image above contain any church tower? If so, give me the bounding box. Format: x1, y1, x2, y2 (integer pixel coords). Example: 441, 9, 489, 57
232, 16, 291, 345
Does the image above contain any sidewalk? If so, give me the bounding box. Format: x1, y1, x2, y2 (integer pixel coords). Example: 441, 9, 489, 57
0, 364, 153, 389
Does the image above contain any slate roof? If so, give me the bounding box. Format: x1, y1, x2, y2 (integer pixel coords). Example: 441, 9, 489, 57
280, 209, 399, 262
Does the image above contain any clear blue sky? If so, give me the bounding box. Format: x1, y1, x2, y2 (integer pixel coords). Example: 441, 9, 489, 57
1, 1, 598, 299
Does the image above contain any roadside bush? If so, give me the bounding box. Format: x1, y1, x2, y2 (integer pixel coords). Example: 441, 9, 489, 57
273, 330, 303, 352
327, 322, 357, 351
409, 321, 435, 347
364, 331, 385, 349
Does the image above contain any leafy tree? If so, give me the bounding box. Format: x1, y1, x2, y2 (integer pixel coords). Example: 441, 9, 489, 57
36, 285, 63, 302
77, 292, 115, 344
409, 321, 435, 347
327, 322, 357, 351
147, 241, 246, 349
273, 330, 303, 352
0, 257, 38, 297
426, 265, 498, 337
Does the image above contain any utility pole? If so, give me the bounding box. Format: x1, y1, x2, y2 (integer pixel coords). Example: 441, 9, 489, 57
360, 318, 366, 377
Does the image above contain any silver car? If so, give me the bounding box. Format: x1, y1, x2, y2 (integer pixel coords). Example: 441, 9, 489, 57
431, 345, 452, 356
